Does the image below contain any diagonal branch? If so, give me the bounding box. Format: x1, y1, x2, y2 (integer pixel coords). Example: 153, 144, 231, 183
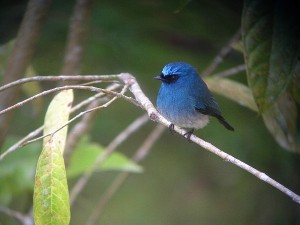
0, 83, 120, 160
119, 73, 300, 205
22, 85, 129, 147
0, 206, 33, 225
202, 29, 241, 77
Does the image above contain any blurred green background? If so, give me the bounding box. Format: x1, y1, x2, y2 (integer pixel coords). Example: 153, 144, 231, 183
1, 0, 300, 224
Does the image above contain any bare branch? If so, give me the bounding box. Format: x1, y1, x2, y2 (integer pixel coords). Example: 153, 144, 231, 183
70, 114, 149, 205
213, 64, 246, 78
23, 85, 128, 147
86, 124, 165, 225
0, 126, 44, 160
1, 73, 300, 205
0, 83, 120, 160
0, 75, 120, 93
0, 206, 33, 225
119, 73, 300, 205
202, 29, 241, 77
0, 84, 139, 116
0, 0, 52, 148
61, 0, 94, 76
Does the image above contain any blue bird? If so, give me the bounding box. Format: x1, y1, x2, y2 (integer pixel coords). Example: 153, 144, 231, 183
154, 62, 234, 139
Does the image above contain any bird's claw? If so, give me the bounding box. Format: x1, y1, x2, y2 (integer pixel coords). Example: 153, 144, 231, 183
168, 123, 175, 134
184, 129, 194, 142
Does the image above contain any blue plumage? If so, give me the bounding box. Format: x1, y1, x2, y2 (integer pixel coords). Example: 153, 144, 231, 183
155, 62, 234, 138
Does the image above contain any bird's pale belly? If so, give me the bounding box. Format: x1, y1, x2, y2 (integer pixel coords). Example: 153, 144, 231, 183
157, 103, 209, 129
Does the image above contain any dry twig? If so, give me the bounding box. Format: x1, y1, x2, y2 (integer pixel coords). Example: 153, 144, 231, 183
0, 83, 120, 160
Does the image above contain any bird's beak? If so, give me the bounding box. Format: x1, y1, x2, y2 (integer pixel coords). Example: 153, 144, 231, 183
153, 75, 162, 80
154, 75, 165, 82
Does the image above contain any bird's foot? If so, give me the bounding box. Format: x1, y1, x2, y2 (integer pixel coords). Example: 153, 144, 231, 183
168, 123, 175, 134
184, 129, 194, 141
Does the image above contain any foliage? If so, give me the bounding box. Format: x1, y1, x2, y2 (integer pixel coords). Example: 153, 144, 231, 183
242, 0, 300, 152
67, 136, 142, 179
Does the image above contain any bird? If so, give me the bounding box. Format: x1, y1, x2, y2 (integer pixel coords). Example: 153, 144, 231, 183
154, 62, 234, 139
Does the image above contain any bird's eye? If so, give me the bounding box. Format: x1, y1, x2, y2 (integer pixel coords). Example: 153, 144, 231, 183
164, 74, 179, 83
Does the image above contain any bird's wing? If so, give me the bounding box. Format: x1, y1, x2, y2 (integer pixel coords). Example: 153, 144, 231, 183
194, 97, 234, 131
194, 95, 221, 117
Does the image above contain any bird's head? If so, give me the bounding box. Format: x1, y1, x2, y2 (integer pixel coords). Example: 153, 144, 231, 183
154, 62, 198, 84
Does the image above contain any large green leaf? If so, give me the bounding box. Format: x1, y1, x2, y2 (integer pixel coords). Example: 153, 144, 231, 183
34, 90, 73, 225
67, 136, 142, 179
262, 93, 299, 152
242, 0, 300, 110
242, 0, 300, 152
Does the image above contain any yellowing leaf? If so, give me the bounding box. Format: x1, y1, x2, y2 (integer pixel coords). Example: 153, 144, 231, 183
205, 77, 258, 112
34, 90, 73, 225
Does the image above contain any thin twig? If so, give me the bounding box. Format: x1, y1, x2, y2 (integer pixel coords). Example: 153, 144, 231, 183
64, 97, 108, 162
213, 64, 246, 78
0, 75, 120, 93
0, 84, 139, 116
23, 85, 128, 146
0, 83, 120, 160
86, 124, 165, 225
70, 114, 149, 205
202, 29, 241, 77
0, 127, 44, 160
0, 206, 33, 225
119, 73, 300, 204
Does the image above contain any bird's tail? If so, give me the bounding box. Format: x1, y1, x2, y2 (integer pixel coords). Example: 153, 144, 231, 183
217, 115, 234, 131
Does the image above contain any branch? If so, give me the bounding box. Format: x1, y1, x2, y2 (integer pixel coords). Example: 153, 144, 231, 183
213, 64, 246, 78
70, 114, 149, 205
0, 0, 52, 148
119, 73, 300, 205
0, 84, 139, 116
0, 206, 33, 225
0, 83, 120, 160
86, 124, 165, 225
61, 0, 94, 76
0, 75, 120, 93
22, 85, 128, 147
202, 29, 241, 77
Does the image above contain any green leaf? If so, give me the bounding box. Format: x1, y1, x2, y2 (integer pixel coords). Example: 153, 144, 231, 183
262, 93, 300, 153
43, 90, 73, 153
242, 0, 300, 152
205, 77, 258, 112
34, 90, 73, 225
67, 136, 142, 179
242, 0, 300, 110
